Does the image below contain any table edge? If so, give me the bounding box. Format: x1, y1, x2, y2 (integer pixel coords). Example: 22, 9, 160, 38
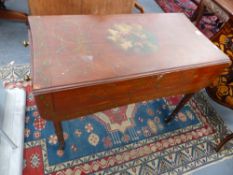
32, 59, 230, 95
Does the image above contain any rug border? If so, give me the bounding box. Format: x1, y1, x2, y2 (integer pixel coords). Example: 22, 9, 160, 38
2, 64, 233, 174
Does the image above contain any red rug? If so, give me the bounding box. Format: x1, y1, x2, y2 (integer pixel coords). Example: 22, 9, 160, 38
155, 0, 222, 38
0, 1, 232, 170
0, 63, 233, 174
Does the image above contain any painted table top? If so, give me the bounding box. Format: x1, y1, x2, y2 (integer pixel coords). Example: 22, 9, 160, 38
29, 13, 229, 94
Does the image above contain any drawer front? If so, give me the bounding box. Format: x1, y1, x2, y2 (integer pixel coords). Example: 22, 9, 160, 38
34, 64, 226, 121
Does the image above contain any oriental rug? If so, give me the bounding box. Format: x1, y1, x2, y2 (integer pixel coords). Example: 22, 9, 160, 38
1, 64, 233, 175
155, 0, 223, 38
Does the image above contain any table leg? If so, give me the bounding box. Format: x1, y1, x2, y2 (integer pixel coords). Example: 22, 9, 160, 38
134, 2, 144, 13
165, 93, 194, 123
0, 1, 27, 23
0, 9, 28, 22
0, 1, 6, 9
53, 121, 65, 150
215, 133, 233, 152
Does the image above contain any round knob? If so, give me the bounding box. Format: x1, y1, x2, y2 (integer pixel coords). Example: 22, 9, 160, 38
23, 40, 30, 47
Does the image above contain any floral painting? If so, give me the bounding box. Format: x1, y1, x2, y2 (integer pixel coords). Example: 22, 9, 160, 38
107, 23, 158, 53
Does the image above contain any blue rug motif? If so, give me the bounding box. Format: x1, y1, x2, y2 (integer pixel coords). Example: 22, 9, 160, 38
2, 68, 233, 175
25, 95, 199, 165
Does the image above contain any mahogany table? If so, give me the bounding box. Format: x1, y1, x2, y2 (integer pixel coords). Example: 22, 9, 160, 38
28, 13, 230, 149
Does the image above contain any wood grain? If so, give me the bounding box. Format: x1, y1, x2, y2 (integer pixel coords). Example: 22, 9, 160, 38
29, 14, 230, 92
28, 0, 135, 15
34, 64, 228, 121
29, 13, 230, 122
0, 9, 27, 22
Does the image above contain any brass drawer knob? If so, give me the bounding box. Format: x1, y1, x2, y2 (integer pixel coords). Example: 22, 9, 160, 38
22, 40, 30, 47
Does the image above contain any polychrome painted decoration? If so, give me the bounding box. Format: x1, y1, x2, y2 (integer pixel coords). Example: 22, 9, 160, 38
107, 24, 158, 53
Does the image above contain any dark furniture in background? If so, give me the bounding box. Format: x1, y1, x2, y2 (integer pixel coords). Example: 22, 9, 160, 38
192, 0, 232, 28
206, 19, 233, 152
0, 0, 27, 22
176, 0, 233, 151
28, 0, 144, 15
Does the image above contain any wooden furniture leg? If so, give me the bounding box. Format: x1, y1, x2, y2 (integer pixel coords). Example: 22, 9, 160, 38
215, 133, 233, 152
0, 1, 27, 22
134, 2, 144, 13
0, 9, 27, 22
0, 1, 5, 9
53, 121, 65, 150
165, 93, 194, 123
190, 0, 206, 26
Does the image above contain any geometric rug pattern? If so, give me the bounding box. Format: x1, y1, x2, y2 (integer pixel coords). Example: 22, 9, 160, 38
0, 1, 232, 173
1, 64, 233, 175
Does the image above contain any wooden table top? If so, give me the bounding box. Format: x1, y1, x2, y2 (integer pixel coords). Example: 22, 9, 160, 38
29, 13, 229, 95
214, 0, 233, 16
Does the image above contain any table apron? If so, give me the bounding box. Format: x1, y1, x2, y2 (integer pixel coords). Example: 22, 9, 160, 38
34, 64, 227, 121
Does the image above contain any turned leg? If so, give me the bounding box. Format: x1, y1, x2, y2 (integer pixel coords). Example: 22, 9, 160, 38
134, 2, 144, 13
0, 1, 27, 23
190, 0, 205, 26
215, 133, 233, 152
0, 9, 28, 22
165, 93, 194, 123
53, 121, 65, 150
0, 1, 6, 9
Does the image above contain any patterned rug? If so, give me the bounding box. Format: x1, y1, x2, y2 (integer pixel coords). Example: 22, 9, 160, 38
1, 64, 233, 175
155, 0, 222, 38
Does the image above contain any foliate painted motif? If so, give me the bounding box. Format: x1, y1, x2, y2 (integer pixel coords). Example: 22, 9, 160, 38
107, 23, 158, 53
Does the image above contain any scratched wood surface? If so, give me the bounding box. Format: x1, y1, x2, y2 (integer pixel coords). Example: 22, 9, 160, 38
29, 13, 230, 121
